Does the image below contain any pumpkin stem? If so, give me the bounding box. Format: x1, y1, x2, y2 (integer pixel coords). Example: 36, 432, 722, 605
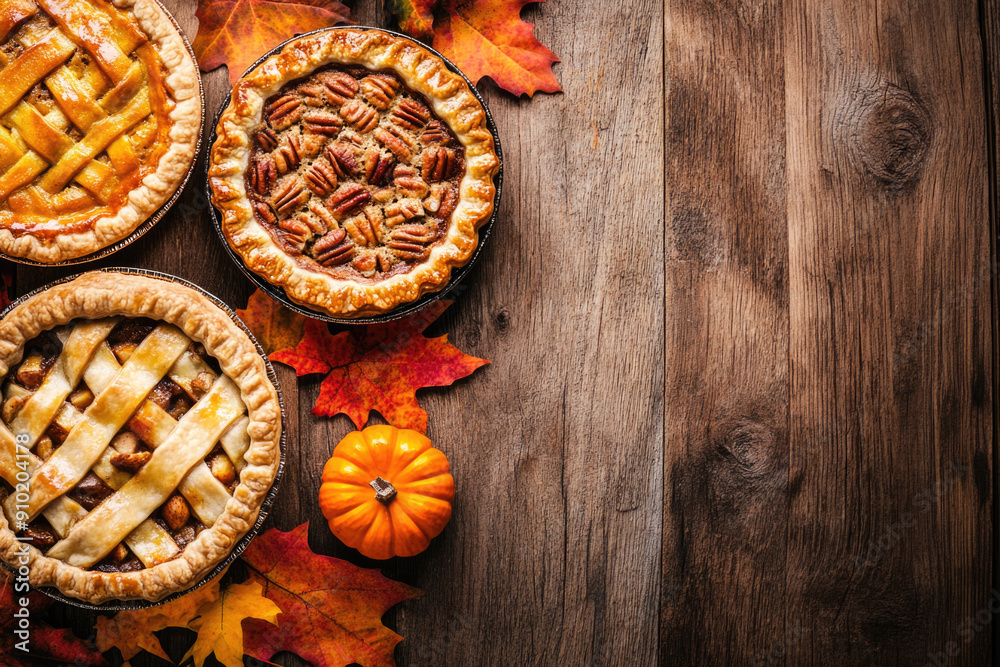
369, 477, 397, 505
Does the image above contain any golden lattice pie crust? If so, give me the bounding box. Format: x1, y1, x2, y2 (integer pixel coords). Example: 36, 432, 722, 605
0, 273, 282, 603
0, 0, 201, 263
209, 28, 498, 318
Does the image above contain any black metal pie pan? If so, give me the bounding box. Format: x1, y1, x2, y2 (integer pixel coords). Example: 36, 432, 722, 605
205, 25, 504, 325
0, 268, 286, 611
0, 1, 206, 267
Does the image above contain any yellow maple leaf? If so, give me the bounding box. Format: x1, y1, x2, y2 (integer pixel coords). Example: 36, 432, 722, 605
183, 580, 281, 667
95, 571, 225, 664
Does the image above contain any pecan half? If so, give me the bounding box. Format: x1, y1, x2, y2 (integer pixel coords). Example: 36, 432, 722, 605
313, 228, 354, 266
304, 161, 338, 196
421, 120, 451, 145
326, 142, 361, 178
351, 252, 378, 276
422, 146, 458, 182
361, 74, 401, 109
385, 197, 424, 226
438, 184, 459, 219
309, 200, 339, 231
327, 182, 371, 216
251, 157, 277, 194
318, 70, 360, 105
255, 127, 278, 150
423, 182, 445, 213
278, 216, 310, 250
274, 135, 302, 175
272, 179, 310, 216
363, 206, 385, 239
375, 125, 414, 161
299, 83, 327, 106
343, 213, 378, 246
267, 94, 302, 127
340, 99, 378, 133
303, 111, 343, 136
393, 165, 430, 198
388, 223, 435, 260
377, 252, 396, 272
254, 200, 277, 225
110, 451, 151, 473
392, 98, 431, 130
364, 148, 394, 185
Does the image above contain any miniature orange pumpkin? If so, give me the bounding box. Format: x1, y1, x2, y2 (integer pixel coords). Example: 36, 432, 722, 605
319, 425, 455, 559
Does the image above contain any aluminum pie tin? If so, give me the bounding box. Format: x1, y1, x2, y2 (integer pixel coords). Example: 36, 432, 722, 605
206, 25, 504, 324
0, 268, 286, 611
0, 1, 206, 267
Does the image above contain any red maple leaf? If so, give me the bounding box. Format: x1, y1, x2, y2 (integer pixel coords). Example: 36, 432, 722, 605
192, 0, 352, 85
241, 523, 419, 667
271, 301, 488, 432
390, 0, 561, 97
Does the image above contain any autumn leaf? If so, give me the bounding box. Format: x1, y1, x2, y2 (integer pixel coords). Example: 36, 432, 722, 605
390, 0, 438, 41
193, 0, 352, 86
241, 523, 420, 667
184, 581, 281, 667
426, 0, 561, 97
0, 571, 106, 666
271, 301, 488, 432
237, 289, 307, 355
95, 571, 225, 664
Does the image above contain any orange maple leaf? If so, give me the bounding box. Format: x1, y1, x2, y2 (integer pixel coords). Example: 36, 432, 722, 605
184, 581, 281, 667
390, 0, 438, 41
271, 301, 488, 432
192, 0, 352, 85
241, 523, 420, 667
236, 289, 307, 355
429, 0, 561, 97
95, 572, 225, 664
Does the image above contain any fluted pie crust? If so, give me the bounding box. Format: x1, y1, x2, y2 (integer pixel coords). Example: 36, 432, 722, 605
209, 28, 498, 318
0, 273, 282, 603
0, 0, 201, 263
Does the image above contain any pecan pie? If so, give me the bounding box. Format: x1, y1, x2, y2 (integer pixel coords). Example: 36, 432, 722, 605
210, 28, 498, 318
0, 273, 282, 603
0, 0, 201, 263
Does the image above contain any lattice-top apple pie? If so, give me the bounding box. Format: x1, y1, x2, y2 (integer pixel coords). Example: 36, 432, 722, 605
0, 273, 282, 603
0, 0, 201, 263
210, 28, 498, 318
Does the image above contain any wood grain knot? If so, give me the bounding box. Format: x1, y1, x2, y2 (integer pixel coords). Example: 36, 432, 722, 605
714, 419, 779, 481
845, 84, 931, 187
493, 309, 511, 333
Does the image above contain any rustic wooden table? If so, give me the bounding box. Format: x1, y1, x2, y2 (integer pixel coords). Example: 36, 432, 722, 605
16, 0, 1000, 665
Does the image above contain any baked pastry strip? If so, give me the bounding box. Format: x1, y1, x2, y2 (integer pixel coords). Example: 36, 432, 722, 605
0, 0, 38, 42
7, 325, 190, 522
0, 28, 77, 117
46, 375, 245, 567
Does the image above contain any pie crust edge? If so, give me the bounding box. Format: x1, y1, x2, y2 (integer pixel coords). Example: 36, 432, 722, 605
0, 0, 203, 264
209, 28, 499, 319
0, 272, 282, 603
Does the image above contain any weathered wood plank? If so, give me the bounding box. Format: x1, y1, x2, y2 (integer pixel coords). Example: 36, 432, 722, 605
661, 1, 792, 664
386, 1, 666, 664
783, 0, 992, 664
